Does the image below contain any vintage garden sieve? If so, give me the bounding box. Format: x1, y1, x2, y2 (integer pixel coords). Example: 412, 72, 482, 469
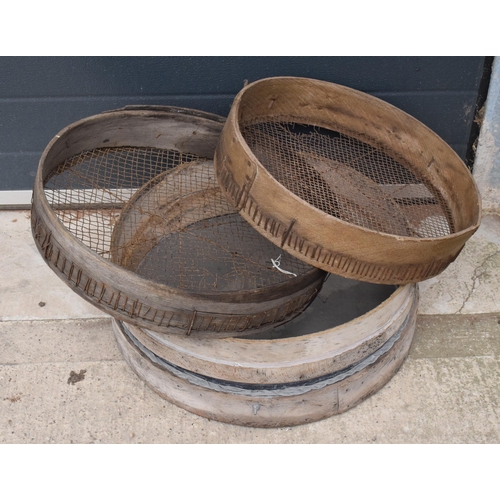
31, 106, 325, 338
214, 77, 482, 284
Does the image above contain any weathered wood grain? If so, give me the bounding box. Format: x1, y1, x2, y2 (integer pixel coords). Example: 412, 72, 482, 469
112, 295, 417, 427
32, 106, 325, 338
214, 77, 481, 284
123, 284, 417, 384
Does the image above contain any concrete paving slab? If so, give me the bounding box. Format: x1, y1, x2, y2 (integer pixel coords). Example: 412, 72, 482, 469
1, 315, 498, 443
419, 213, 500, 315
0, 318, 120, 365
0, 360, 149, 444
411, 314, 500, 359
0, 211, 107, 321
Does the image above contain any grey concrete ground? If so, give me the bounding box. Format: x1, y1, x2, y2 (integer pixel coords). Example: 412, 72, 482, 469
1, 210, 499, 443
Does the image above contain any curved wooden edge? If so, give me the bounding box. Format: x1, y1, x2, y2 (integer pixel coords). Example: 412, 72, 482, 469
110, 160, 231, 269
122, 283, 418, 383
112, 308, 416, 428
31, 202, 323, 339
237, 77, 481, 232
39, 107, 225, 178
111, 158, 323, 299
113, 105, 227, 124
214, 76, 482, 284
32, 106, 327, 337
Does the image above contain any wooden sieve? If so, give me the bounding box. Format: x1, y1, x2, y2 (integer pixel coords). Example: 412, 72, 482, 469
214, 77, 482, 284
31, 106, 325, 338
112, 278, 418, 427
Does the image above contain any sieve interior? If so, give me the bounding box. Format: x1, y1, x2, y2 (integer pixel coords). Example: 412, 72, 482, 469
215, 77, 481, 284
109, 159, 313, 293
240, 120, 454, 239
44, 146, 200, 260
33, 107, 326, 337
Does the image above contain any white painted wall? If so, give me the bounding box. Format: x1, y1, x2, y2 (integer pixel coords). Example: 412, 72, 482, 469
474, 57, 500, 211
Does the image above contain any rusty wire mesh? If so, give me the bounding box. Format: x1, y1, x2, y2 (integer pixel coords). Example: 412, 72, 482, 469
44, 147, 313, 293
241, 121, 454, 238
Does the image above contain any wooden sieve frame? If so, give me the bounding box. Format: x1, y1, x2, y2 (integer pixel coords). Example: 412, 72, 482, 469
120, 283, 417, 385
31, 106, 326, 338
112, 282, 418, 427
214, 77, 482, 284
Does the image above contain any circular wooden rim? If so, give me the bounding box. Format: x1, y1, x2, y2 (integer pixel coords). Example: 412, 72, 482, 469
31, 106, 325, 338
112, 306, 417, 427
122, 283, 418, 384
214, 77, 482, 284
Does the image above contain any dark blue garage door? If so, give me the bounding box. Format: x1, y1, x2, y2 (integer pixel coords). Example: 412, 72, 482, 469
0, 56, 489, 193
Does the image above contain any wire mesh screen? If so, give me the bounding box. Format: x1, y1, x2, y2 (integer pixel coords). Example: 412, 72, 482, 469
44, 147, 199, 258
44, 147, 313, 294
241, 121, 455, 238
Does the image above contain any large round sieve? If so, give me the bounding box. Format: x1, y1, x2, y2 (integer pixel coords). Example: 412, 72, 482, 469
214, 77, 482, 284
109, 159, 324, 336
31, 106, 325, 337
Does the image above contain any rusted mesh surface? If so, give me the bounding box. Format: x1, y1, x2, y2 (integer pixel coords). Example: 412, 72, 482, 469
241, 121, 454, 238
44, 147, 197, 257
44, 147, 313, 293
